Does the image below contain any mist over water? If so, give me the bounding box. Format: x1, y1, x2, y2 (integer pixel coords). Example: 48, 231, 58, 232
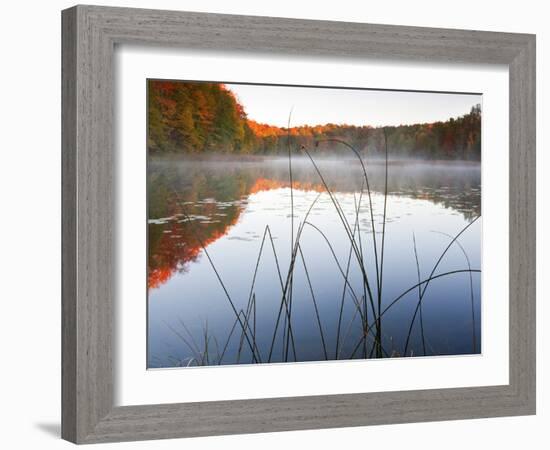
147, 155, 481, 368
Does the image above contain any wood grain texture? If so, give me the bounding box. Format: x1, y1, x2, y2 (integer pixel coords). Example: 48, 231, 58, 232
61, 7, 77, 443
61, 4, 536, 444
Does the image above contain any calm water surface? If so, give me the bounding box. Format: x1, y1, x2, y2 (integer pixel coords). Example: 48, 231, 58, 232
147, 156, 481, 368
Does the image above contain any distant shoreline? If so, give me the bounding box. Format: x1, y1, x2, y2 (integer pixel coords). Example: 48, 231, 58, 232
148, 152, 481, 165
148, 81, 481, 160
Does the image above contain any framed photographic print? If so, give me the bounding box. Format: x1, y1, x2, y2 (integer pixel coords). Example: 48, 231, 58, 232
62, 5, 536, 444
146, 80, 482, 368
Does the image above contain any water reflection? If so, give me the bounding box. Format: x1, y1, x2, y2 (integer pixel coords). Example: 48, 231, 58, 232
148, 157, 480, 291
148, 156, 481, 367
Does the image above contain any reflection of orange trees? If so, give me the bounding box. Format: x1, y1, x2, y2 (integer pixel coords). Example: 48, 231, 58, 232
148, 267, 175, 290
148, 176, 330, 290
148, 161, 481, 290
249, 178, 326, 194
148, 219, 200, 290
148, 172, 343, 291
148, 210, 242, 290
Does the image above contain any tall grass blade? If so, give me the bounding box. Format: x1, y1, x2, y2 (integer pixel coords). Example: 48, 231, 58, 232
431, 230, 477, 353
403, 216, 480, 355
173, 194, 261, 362
412, 232, 427, 355
298, 244, 329, 360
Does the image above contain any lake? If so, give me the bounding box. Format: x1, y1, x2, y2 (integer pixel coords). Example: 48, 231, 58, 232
147, 156, 481, 368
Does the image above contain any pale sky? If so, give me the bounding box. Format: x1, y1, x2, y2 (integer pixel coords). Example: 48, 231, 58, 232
226, 83, 481, 128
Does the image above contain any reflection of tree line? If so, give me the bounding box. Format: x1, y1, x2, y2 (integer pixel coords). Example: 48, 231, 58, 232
148, 159, 481, 289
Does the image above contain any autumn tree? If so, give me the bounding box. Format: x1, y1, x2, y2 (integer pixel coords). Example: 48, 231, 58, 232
148, 80, 481, 160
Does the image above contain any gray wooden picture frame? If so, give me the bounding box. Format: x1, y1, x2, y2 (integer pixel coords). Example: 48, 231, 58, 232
61, 4, 536, 444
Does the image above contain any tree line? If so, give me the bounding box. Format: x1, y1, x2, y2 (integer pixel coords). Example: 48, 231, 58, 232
148, 80, 481, 160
